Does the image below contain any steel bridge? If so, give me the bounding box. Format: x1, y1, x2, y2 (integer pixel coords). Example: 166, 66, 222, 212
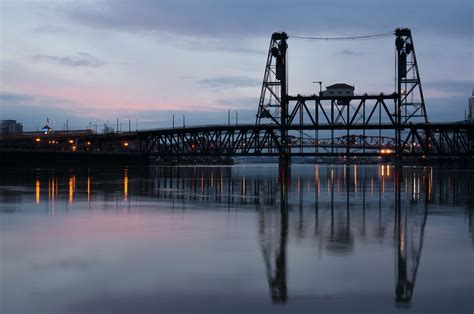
130, 122, 472, 158
2, 28, 473, 162
80, 28, 474, 162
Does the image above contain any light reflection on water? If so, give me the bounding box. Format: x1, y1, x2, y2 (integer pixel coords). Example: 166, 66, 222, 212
0, 164, 473, 314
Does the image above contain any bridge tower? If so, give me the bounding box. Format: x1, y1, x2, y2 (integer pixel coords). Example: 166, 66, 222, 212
395, 28, 428, 125
256, 32, 290, 166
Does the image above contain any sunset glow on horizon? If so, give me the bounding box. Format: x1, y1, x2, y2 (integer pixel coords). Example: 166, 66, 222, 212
1, 0, 472, 130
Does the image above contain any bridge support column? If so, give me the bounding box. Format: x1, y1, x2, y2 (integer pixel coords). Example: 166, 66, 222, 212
279, 154, 291, 167
277, 33, 290, 168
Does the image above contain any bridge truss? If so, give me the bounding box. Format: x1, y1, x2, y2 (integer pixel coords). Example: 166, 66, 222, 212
134, 28, 472, 161
134, 122, 472, 158
2, 28, 473, 161
129, 28, 471, 162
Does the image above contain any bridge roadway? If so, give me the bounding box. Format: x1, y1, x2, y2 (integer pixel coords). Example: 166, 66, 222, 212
134, 122, 474, 158
1, 122, 472, 158
3, 29, 472, 161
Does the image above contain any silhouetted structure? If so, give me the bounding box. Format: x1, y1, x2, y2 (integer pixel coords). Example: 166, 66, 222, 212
1, 29, 473, 162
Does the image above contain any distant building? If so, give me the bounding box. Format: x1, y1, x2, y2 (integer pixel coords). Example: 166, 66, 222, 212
321, 83, 355, 97
1, 120, 23, 134
42, 124, 52, 134
469, 90, 474, 123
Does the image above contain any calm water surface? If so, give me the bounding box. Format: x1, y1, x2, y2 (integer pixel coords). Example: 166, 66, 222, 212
1, 164, 473, 313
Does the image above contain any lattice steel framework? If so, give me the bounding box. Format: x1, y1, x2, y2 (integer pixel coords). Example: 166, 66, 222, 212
256, 32, 289, 126
395, 28, 428, 124
2, 29, 472, 160
131, 123, 473, 158
252, 28, 432, 162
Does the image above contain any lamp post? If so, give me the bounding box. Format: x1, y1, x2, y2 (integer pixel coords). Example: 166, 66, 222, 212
182, 114, 186, 128
312, 81, 322, 94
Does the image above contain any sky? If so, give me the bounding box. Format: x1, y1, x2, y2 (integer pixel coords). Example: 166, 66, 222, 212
0, 0, 473, 131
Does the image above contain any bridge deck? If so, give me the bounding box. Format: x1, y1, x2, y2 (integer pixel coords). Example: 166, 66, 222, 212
1, 123, 472, 159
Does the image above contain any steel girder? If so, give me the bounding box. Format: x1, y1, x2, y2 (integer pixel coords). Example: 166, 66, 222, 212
137, 123, 473, 158
401, 124, 474, 157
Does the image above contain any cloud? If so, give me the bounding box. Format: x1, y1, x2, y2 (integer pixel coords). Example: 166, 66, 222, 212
0, 91, 84, 113
335, 49, 363, 56
197, 76, 260, 89
0, 91, 91, 130
32, 24, 69, 34
215, 97, 260, 110
424, 79, 473, 98
426, 96, 469, 122
0, 91, 34, 103
167, 36, 263, 55
33, 52, 105, 67
0, 91, 259, 130
64, 0, 473, 40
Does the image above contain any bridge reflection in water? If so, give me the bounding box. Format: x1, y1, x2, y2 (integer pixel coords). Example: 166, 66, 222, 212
21, 164, 474, 307
261, 164, 431, 305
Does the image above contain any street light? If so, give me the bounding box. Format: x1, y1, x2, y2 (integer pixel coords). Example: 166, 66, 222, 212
312, 81, 322, 94
182, 114, 186, 128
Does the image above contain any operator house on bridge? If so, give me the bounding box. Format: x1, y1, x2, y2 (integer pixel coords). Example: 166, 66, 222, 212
320, 83, 355, 97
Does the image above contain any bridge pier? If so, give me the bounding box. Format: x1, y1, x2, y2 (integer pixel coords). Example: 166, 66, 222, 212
279, 155, 291, 167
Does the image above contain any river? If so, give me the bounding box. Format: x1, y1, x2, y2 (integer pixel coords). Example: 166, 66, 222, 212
1, 164, 473, 313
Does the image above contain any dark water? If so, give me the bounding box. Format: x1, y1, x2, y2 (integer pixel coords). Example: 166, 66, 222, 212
1, 164, 473, 314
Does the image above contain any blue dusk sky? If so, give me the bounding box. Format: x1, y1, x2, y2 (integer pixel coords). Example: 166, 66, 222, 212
0, 0, 472, 130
